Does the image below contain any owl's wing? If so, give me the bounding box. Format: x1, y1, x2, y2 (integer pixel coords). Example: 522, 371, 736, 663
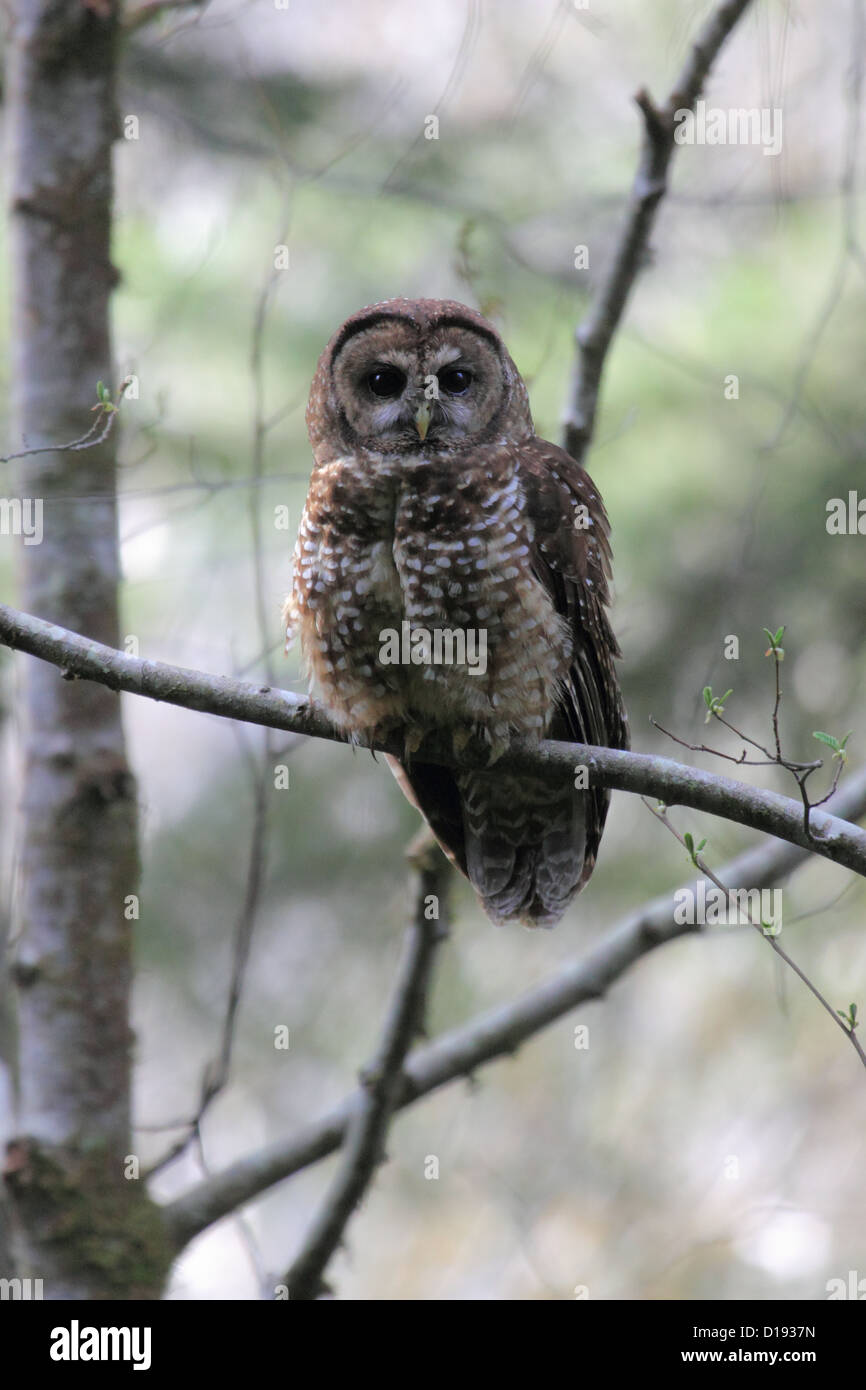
392, 438, 627, 926
516, 438, 629, 886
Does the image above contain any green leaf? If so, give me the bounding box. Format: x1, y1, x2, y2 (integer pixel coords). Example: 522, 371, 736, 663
703, 687, 733, 722
813, 731, 841, 751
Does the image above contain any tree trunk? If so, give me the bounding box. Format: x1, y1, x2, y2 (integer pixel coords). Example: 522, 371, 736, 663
2, 0, 170, 1298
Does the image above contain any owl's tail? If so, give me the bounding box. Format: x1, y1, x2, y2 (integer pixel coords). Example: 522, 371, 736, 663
459, 768, 589, 927
388, 757, 599, 928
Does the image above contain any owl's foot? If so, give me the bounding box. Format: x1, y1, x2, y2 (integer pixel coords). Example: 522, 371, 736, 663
450, 723, 511, 767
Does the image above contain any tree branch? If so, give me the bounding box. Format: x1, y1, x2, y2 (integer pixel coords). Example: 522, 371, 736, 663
1, 603, 864, 878
162, 760, 866, 1252
646, 801, 866, 1071
0, 381, 130, 465
562, 0, 756, 461
122, 0, 208, 34
284, 837, 449, 1300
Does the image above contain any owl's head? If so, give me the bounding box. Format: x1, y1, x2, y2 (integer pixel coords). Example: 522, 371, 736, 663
307, 298, 533, 458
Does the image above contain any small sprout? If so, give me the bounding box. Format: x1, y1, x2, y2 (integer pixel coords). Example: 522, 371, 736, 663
813, 730, 853, 764
703, 686, 733, 723
683, 832, 706, 866
836, 1003, 859, 1031
763, 625, 785, 660
92, 380, 117, 414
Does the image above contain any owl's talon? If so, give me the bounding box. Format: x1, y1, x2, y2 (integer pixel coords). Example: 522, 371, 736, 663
480, 726, 511, 767
484, 740, 509, 767
451, 726, 473, 758
403, 727, 426, 760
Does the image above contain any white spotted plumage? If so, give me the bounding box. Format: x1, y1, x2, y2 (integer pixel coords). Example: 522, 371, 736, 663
284, 298, 627, 926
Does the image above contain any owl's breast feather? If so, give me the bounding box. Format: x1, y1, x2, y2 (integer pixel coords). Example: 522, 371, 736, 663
290, 452, 570, 742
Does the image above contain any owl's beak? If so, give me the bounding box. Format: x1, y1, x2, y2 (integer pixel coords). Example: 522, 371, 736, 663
414, 400, 432, 442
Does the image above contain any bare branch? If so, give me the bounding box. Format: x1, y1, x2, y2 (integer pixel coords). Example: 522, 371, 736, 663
161, 761, 866, 1252
651, 717, 820, 771
143, 741, 272, 1181
764, 0, 865, 449
562, 0, 756, 461
284, 836, 449, 1300
122, 0, 208, 34
646, 801, 866, 1071
1, 603, 865, 877
0, 380, 132, 465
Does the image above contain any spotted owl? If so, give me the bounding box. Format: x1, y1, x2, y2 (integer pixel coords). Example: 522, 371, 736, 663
283, 298, 627, 927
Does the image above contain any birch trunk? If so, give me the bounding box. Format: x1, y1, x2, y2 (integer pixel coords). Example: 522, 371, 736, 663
3, 0, 170, 1298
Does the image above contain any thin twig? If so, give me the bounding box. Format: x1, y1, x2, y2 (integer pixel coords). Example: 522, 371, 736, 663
284, 837, 450, 1300
646, 801, 866, 1071
0, 380, 132, 464
771, 643, 783, 761
145, 221, 295, 1177
142, 744, 271, 1183
764, 0, 865, 448
122, 0, 208, 34
650, 716, 819, 771
654, 628, 847, 845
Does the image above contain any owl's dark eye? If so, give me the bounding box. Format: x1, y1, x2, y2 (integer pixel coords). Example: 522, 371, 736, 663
438, 367, 473, 396
367, 366, 406, 399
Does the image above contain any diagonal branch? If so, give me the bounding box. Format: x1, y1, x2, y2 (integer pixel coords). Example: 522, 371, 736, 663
646, 801, 866, 1071
122, 0, 208, 33
563, 0, 756, 461
284, 836, 449, 1300
1, 603, 864, 878
161, 759, 866, 1252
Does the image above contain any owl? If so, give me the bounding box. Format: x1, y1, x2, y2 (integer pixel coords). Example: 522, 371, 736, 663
284, 298, 628, 927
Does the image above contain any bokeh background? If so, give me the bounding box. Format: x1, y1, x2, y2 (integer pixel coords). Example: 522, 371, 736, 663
1, 0, 865, 1299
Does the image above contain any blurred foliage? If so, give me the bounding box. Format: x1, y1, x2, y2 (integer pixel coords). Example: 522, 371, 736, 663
1, 0, 866, 1300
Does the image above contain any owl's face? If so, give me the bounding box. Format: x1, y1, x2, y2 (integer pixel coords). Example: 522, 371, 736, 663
307, 298, 534, 459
